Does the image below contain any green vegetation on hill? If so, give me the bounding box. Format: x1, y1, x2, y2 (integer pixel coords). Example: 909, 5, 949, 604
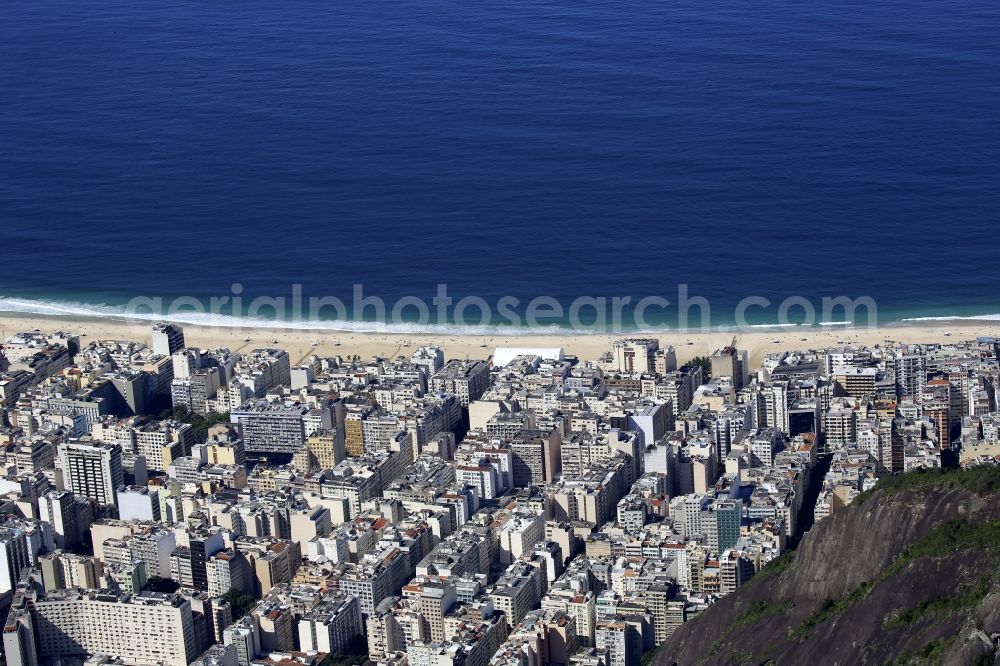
748, 550, 795, 583
884, 575, 992, 630
704, 600, 792, 662
890, 637, 960, 666
855, 465, 1000, 506
732, 600, 791, 630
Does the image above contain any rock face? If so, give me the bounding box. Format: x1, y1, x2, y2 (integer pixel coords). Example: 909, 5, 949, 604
653, 468, 1000, 666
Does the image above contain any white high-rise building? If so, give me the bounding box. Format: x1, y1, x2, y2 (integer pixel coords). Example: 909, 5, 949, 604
411, 346, 445, 383
38, 490, 85, 550
763, 382, 789, 433
297, 593, 363, 655
10, 588, 197, 666
58, 440, 124, 508
894, 348, 927, 399
613, 338, 659, 374
230, 400, 311, 454
749, 429, 783, 468
152, 322, 186, 357
117, 486, 161, 522
429, 360, 491, 407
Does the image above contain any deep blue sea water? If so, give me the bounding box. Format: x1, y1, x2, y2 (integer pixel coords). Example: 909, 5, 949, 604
1, 0, 998, 332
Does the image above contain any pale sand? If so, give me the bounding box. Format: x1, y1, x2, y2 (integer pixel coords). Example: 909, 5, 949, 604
1, 314, 998, 369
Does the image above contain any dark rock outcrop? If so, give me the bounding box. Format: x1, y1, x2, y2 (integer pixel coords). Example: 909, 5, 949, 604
653, 468, 1000, 665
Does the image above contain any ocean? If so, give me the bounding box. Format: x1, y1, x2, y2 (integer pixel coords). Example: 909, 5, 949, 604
1, 0, 998, 334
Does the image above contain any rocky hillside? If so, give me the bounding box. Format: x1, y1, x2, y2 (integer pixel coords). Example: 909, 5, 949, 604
653, 467, 1000, 666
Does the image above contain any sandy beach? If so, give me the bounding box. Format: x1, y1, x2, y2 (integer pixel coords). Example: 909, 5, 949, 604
2, 313, 998, 369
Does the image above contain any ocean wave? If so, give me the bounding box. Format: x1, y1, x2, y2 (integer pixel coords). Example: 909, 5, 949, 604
8, 295, 984, 337
0, 296, 869, 336
0, 296, 605, 336
897, 314, 1000, 323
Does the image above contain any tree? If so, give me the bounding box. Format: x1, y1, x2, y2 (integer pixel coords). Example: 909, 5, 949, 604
685, 355, 712, 380
222, 587, 257, 619
159, 405, 231, 443
144, 576, 180, 593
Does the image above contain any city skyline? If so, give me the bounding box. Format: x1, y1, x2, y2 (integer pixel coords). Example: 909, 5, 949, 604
1, 321, 997, 664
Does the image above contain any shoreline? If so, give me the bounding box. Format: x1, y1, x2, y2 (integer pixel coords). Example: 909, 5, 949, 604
3, 312, 998, 369
3, 295, 1000, 335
